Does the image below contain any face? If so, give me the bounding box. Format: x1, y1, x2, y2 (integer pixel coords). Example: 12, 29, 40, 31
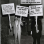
15, 17, 18, 20
18, 18, 20, 21
29, 19, 31, 21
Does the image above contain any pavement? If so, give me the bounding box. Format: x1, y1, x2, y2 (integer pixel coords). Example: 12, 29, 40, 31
7, 35, 44, 44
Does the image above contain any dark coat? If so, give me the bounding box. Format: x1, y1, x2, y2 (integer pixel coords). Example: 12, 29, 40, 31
31, 17, 42, 38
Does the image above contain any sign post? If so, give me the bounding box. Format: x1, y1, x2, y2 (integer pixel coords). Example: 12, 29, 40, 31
29, 5, 43, 34
15, 5, 28, 27
36, 16, 38, 33
1, 3, 15, 31
8, 14, 12, 31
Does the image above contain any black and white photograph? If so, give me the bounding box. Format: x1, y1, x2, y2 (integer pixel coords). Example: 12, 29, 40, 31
1, 0, 44, 44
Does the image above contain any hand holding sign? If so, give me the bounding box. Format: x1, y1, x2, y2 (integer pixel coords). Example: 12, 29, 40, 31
36, 30, 39, 33
31, 31, 32, 35
1, 3, 15, 31
8, 14, 12, 31
29, 5, 43, 34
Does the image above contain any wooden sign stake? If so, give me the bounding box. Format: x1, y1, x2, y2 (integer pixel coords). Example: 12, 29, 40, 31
35, 16, 38, 32
8, 14, 12, 31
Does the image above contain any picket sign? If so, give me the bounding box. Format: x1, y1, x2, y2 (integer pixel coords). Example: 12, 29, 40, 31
29, 5, 43, 16
1, 3, 15, 31
15, 5, 28, 17
29, 5, 43, 33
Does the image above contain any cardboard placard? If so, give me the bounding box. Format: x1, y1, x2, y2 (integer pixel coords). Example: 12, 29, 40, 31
29, 5, 43, 16
1, 3, 15, 15
15, 5, 28, 17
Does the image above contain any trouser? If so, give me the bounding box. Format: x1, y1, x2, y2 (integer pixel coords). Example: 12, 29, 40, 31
33, 36, 40, 44
15, 28, 21, 44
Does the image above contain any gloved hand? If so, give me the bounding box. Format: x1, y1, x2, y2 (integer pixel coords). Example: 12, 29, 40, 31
36, 30, 39, 33
31, 31, 32, 35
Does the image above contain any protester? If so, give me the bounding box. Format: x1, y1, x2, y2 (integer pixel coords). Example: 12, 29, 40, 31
14, 16, 23, 44
31, 17, 42, 44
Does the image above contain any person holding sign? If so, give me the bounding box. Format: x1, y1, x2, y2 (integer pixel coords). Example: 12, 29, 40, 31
14, 16, 23, 44
31, 17, 42, 44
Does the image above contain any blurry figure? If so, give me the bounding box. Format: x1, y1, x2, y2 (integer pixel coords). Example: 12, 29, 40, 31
31, 17, 42, 44
27, 18, 31, 35
22, 17, 28, 35
14, 16, 23, 44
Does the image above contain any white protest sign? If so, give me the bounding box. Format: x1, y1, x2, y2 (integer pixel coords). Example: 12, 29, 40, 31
21, 0, 41, 4
29, 5, 43, 16
1, 3, 15, 15
15, 5, 28, 17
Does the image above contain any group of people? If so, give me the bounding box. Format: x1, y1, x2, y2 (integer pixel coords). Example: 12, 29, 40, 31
10, 16, 42, 44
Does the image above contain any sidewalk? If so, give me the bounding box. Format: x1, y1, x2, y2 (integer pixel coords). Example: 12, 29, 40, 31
7, 35, 44, 44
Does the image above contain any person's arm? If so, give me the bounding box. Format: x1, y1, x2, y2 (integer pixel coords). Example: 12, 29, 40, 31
20, 17, 23, 26
20, 20, 23, 26
31, 20, 33, 35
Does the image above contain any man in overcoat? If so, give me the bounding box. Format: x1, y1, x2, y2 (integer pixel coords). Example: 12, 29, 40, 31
31, 17, 42, 44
